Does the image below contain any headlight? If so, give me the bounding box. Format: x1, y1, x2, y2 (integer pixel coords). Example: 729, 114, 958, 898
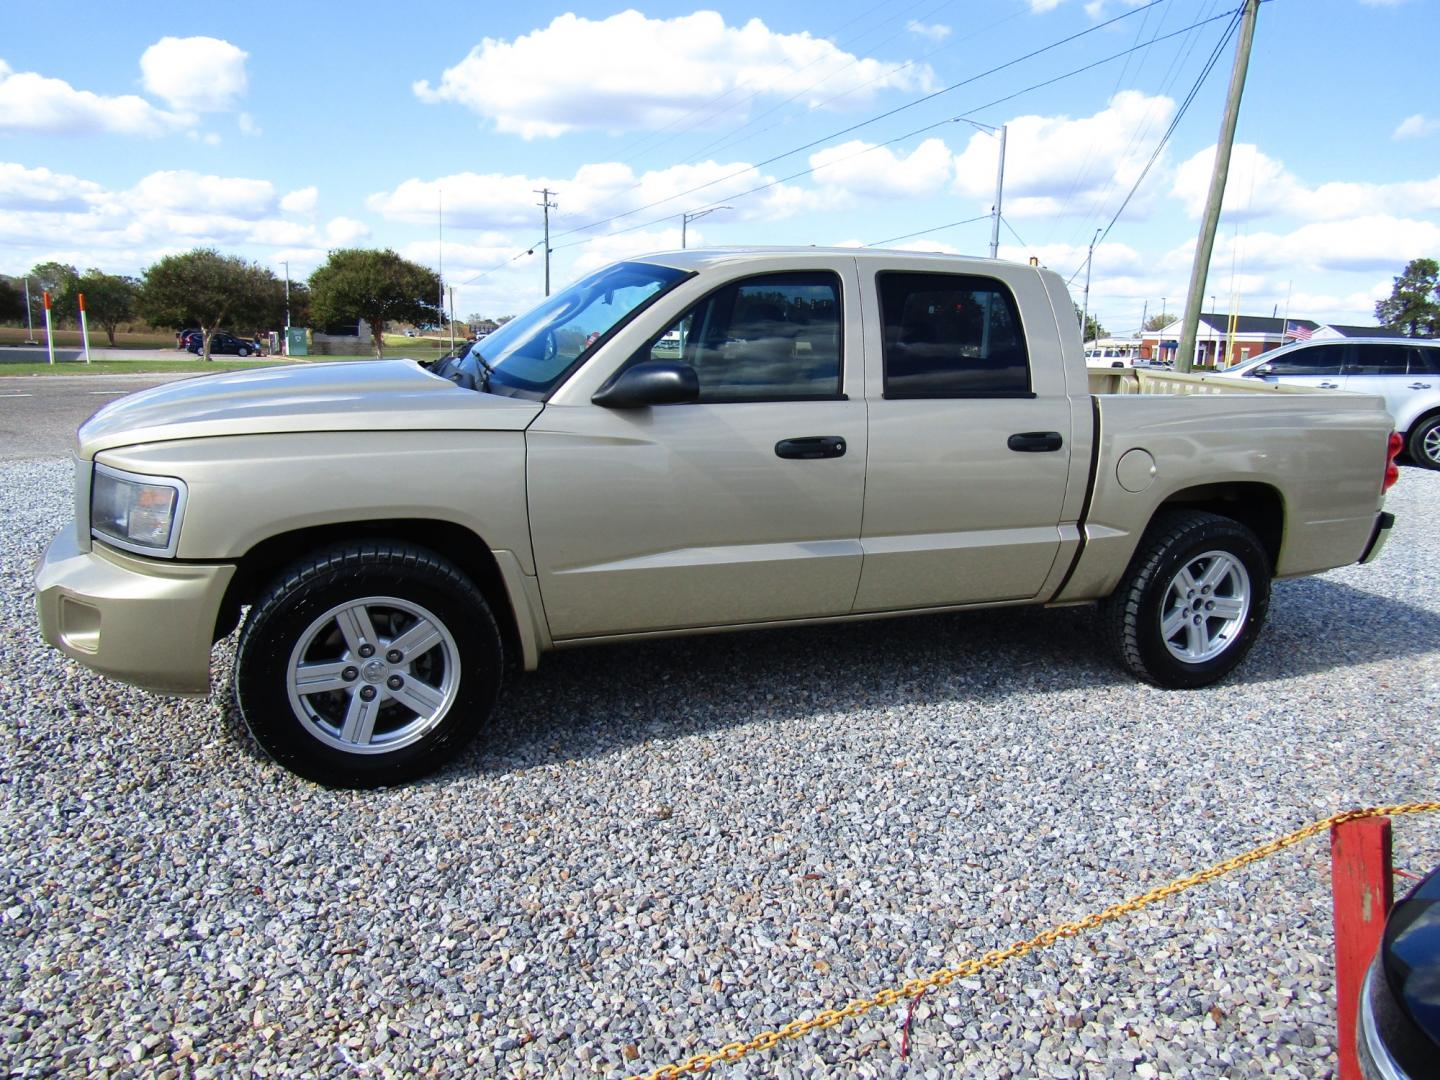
90, 464, 188, 558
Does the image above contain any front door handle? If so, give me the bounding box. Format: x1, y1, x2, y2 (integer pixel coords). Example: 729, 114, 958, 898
1409, 382, 1433, 389
775, 436, 846, 459
1007, 431, 1064, 453
1319, 381, 1341, 389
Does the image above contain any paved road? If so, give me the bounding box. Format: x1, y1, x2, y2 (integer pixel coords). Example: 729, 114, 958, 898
0, 373, 191, 460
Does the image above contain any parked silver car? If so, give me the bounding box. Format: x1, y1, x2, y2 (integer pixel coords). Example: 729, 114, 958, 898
1217, 337, 1440, 469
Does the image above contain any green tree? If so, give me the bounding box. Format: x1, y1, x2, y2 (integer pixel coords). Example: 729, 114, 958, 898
1375, 257, 1440, 337
308, 249, 442, 358
1073, 304, 1107, 342
28, 261, 79, 327
137, 248, 280, 361
0, 277, 25, 323
73, 269, 136, 346
1143, 313, 1172, 332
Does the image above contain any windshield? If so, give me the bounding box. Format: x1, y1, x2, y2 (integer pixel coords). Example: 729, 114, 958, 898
477, 261, 690, 399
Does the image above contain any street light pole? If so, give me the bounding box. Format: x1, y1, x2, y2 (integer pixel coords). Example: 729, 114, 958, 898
682, 206, 731, 249
22, 277, 37, 344
989, 124, 1007, 259
954, 118, 1009, 259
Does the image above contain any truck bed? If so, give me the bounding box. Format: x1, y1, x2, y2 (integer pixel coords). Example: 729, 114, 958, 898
1087, 366, 1333, 397
1055, 366, 1394, 604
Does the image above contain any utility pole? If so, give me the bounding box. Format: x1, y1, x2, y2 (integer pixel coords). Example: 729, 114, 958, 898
989, 124, 1007, 259
448, 286, 456, 352
535, 188, 557, 296
1081, 228, 1101, 342
1176, 0, 1261, 373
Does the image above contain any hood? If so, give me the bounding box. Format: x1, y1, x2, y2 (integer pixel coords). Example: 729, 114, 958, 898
78, 359, 543, 456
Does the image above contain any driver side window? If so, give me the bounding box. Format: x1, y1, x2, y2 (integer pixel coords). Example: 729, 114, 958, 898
641, 272, 843, 402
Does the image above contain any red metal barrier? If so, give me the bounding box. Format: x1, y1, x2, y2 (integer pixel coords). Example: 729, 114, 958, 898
1331, 816, 1393, 1080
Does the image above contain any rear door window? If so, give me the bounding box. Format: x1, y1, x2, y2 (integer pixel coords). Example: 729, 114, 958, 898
1345, 343, 1408, 376
877, 272, 1031, 397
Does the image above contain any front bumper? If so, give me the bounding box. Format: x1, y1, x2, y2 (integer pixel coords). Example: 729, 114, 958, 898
34, 524, 236, 696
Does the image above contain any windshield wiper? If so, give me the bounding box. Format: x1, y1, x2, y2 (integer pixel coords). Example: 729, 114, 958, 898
471, 351, 496, 392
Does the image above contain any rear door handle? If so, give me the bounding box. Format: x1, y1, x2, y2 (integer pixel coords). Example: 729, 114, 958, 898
775, 436, 846, 459
1409, 382, 1433, 389
1007, 431, 1064, 453
1319, 381, 1341, 389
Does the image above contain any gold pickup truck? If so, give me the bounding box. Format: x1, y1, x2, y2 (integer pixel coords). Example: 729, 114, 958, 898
34, 249, 1400, 786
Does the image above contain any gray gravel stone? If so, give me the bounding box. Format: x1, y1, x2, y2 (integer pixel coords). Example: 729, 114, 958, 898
2, 456, 1437, 1078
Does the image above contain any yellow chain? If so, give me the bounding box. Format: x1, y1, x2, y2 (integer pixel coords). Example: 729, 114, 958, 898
630, 802, 1440, 1080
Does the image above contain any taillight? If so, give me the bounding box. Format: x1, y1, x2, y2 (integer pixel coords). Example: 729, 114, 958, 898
1383, 431, 1402, 491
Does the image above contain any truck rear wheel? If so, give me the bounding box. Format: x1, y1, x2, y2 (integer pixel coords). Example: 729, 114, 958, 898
1102, 510, 1271, 689
234, 541, 502, 787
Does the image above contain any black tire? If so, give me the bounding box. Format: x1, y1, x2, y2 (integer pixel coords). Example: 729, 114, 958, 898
1101, 510, 1271, 689
1407, 414, 1440, 471
237, 345, 251, 357
234, 541, 502, 787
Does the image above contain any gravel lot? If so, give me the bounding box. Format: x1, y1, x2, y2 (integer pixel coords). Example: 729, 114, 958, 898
2, 457, 1437, 1079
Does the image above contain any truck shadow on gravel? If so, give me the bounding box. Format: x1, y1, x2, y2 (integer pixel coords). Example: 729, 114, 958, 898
421, 576, 1440, 779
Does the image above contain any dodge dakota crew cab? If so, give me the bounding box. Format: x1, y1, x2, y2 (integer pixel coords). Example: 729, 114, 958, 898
34, 249, 1401, 787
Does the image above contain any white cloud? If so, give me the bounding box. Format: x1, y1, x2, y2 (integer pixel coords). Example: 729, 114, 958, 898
953, 91, 1176, 220
324, 217, 370, 246
139, 37, 249, 112
0, 58, 188, 137
1393, 113, 1440, 140
1171, 144, 1440, 221
906, 20, 950, 41
368, 159, 802, 233
130, 171, 276, 218
1164, 215, 1440, 277
413, 11, 932, 138
0, 162, 104, 212
237, 112, 261, 137
0, 165, 371, 277
568, 229, 687, 278
808, 138, 954, 205
280, 186, 318, 214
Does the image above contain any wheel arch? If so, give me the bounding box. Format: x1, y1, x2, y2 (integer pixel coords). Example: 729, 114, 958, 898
214, 518, 532, 667
1153, 481, 1284, 571
1404, 405, 1440, 456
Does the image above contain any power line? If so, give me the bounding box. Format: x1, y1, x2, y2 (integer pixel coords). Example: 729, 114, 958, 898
543, 0, 1177, 248
458, 0, 1224, 292
866, 214, 990, 247
1065, 5, 1241, 284
548, 7, 1237, 257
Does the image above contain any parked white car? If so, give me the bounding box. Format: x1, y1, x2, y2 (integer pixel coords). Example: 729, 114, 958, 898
1216, 337, 1440, 469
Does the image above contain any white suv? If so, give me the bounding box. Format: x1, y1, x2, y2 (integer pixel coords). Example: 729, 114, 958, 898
1220, 337, 1440, 469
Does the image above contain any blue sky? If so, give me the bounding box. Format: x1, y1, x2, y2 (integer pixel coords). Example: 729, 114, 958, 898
2, 0, 1438, 333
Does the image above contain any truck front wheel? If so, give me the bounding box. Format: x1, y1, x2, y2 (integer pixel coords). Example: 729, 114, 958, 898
234, 541, 502, 787
1102, 510, 1271, 689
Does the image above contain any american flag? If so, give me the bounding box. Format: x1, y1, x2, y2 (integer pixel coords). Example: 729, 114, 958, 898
1286, 321, 1313, 340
